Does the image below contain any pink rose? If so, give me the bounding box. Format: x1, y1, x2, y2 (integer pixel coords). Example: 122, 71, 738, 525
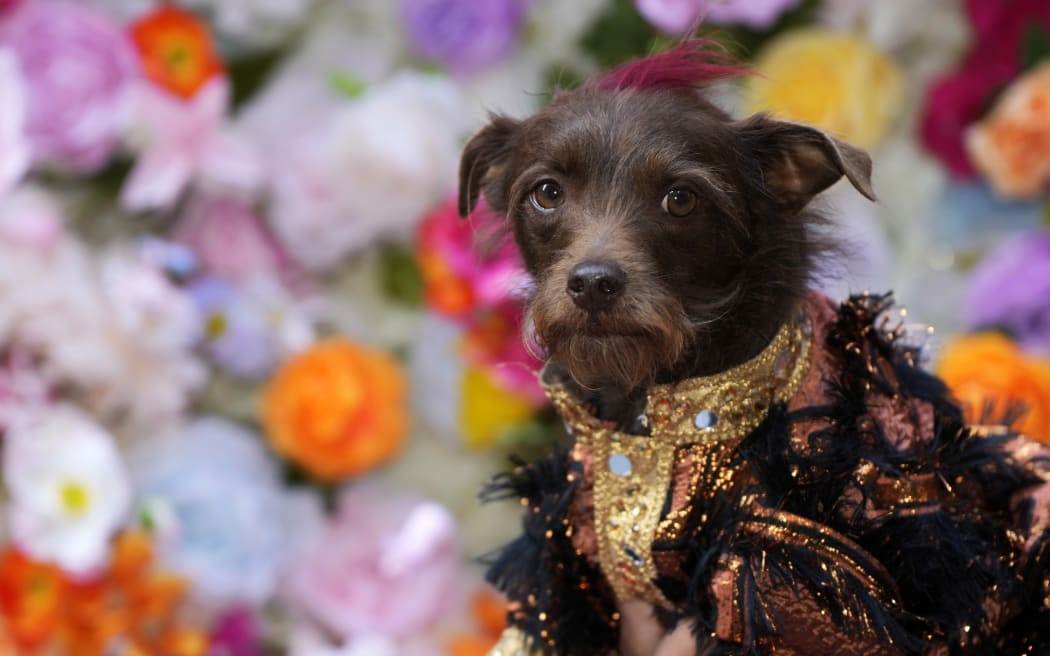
173, 194, 296, 284
0, 0, 138, 171
283, 486, 461, 641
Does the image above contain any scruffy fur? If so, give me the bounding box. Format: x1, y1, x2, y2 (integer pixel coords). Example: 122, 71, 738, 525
459, 79, 874, 427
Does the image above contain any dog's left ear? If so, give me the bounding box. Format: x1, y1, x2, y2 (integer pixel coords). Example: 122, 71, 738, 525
458, 114, 521, 218
734, 114, 876, 214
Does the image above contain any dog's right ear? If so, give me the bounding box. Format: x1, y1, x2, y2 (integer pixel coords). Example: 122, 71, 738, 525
458, 115, 520, 218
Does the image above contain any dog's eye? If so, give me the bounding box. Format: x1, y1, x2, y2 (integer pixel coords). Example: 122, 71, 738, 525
662, 188, 697, 217
531, 181, 565, 211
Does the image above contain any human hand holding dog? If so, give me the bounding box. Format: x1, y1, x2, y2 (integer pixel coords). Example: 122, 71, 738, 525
619, 600, 697, 656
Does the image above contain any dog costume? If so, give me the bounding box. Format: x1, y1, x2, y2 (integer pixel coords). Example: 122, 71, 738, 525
483, 292, 1050, 655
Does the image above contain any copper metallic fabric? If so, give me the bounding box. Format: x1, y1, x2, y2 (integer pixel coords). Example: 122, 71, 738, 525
482, 292, 1050, 655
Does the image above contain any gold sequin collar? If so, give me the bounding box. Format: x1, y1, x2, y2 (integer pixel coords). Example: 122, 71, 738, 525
541, 310, 813, 607
544, 309, 813, 444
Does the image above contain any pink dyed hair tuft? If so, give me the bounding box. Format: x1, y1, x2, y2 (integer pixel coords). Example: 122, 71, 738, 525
588, 38, 748, 93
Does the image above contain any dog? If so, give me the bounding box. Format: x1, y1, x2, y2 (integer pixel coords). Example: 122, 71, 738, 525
461, 41, 1050, 656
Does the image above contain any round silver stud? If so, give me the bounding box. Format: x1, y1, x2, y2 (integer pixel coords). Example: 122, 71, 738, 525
694, 409, 718, 430
608, 453, 632, 476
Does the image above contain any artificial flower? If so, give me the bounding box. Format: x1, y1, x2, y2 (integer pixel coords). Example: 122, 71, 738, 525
122, 77, 262, 212
132, 417, 321, 605
0, 227, 204, 433
742, 28, 903, 149
966, 230, 1050, 351
459, 366, 535, 450
173, 194, 297, 285
635, 0, 801, 34
446, 590, 506, 656
966, 62, 1050, 199
177, 0, 317, 47
0, 49, 27, 198
461, 303, 544, 404
3, 405, 131, 574
399, 0, 525, 75
0, 349, 50, 434
0, 0, 139, 171
282, 485, 460, 640
920, 0, 1050, 178
129, 4, 224, 100
937, 332, 1050, 443
416, 198, 528, 319
210, 607, 264, 656
0, 532, 210, 655
190, 276, 315, 380
0, 184, 62, 255
267, 71, 465, 271
262, 339, 408, 481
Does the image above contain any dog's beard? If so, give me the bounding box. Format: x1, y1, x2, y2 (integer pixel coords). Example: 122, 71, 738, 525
527, 285, 691, 390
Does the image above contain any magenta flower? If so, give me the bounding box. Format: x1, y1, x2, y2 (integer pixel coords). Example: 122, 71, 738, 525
0, 0, 138, 171
282, 485, 461, 641
399, 0, 525, 75
967, 230, 1050, 351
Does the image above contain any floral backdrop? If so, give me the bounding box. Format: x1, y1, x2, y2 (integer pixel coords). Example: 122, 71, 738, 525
0, 0, 1048, 654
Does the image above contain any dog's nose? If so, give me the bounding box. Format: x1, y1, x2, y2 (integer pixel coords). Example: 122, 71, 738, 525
567, 261, 626, 312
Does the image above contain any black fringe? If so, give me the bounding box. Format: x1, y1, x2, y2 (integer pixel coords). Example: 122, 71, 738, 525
480, 442, 619, 655
481, 293, 1050, 654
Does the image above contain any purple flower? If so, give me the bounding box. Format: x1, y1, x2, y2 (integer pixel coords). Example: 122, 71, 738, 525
189, 276, 315, 380
0, 0, 139, 171
400, 0, 525, 75
635, 0, 800, 34
967, 230, 1050, 351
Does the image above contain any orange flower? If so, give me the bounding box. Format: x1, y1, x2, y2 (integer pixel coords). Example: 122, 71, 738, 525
936, 332, 1050, 443
130, 6, 224, 99
0, 532, 208, 655
262, 339, 408, 481
966, 62, 1050, 199
445, 590, 506, 656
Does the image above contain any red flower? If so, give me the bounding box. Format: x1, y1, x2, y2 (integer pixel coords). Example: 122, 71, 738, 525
920, 0, 1050, 177
129, 5, 224, 99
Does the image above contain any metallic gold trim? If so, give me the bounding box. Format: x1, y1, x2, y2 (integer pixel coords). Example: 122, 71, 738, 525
487, 627, 542, 656
542, 312, 813, 608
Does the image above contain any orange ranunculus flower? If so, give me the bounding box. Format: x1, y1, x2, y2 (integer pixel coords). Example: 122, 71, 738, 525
262, 339, 408, 481
936, 332, 1050, 443
445, 590, 507, 656
0, 532, 208, 655
130, 6, 224, 99
966, 62, 1050, 199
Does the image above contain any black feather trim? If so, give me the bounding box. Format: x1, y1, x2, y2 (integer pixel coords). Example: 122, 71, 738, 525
480, 442, 619, 655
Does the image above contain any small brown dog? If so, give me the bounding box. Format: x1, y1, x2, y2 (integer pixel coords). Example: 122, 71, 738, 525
463, 41, 1050, 656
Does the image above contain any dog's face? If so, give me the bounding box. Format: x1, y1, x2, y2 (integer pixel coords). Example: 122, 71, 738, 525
459, 86, 874, 390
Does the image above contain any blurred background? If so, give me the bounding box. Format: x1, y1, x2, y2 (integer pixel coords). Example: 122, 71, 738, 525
0, 0, 1048, 654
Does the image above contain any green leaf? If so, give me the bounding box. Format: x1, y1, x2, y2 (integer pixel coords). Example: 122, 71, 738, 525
329, 71, 368, 99
1020, 21, 1050, 73
1042, 200, 1050, 227
378, 242, 424, 307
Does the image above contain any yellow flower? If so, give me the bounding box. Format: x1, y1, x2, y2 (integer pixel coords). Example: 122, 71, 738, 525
262, 339, 408, 481
743, 29, 903, 149
936, 332, 1050, 444
459, 367, 534, 450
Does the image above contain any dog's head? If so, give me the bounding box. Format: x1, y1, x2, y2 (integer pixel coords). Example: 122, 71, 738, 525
458, 42, 875, 391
